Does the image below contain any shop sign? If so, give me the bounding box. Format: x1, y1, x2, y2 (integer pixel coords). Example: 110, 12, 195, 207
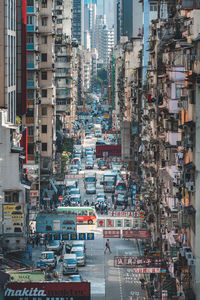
29, 190, 39, 197
36, 213, 76, 234
114, 256, 162, 267
132, 268, 162, 274
45, 232, 94, 241
65, 175, 83, 180
3, 204, 24, 234
103, 230, 121, 238
122, 230, 149, 239
5, 282, 91, 299
108, 211, 133, 217
9, 272, 45, 282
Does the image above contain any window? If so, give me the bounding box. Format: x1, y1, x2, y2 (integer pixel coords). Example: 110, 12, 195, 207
42, 125, 47, 133
42, 107, 47, 115
42, 17, 48, 26
27, 0, 34, 6
57, 29, 62, 35
175, 84, 182, 99
42, 0, 48, 8
27, 15, 33, 25
41, 71, 47, 80
41, 53, 47, 62
42, 143, 47, 151
27, 52, 34, 63
57, 19, 62, 24
28, 126, 34, 136
41, 36, 47, 44
42, 89, 47, 97
27, 108, 34, 117
27, 33, 34, 44
150, 3, 158, 11
28, 143, 34, 154
67, 99, 71, 104
4, 191, 19, 203
27, 89, 34, 99
27, 71, 34, 81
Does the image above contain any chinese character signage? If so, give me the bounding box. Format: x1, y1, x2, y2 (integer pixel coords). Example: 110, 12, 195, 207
45, 233, 94, 241
132, 268, 162, 274
108, 211, 134, 217
122, 230, 149, 239
114, 256, 162, 267
103, 230, 121, 238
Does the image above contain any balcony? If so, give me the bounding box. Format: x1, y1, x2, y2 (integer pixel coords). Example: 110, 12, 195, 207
27, 6, 34, 13
27, 62, 35, 69
27, 25, 35, 32
27, 43, 34, 50
27, 81, 35, 88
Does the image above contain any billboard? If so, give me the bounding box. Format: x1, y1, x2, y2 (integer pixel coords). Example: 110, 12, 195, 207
114, 256, 162, 268
103, 230, 121, 238
5, 282, 91, 299
3, 204, 24, 234
36, 213, 76, 234
122, 230, 149, 239
9, 271, 45, 282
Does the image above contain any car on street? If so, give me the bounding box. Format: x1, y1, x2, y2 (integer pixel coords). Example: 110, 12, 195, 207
38, 251, 57, 269
69, 169, 78, 175
86, 183, 96, 194
69, 188, 80, 196
69, 194, 81, 205
71, 241, 86, 252
96, 193, 107, 202
46, 240, 63, 255
115, 193, 128, 206
63, 254, 78, 275
69, 274, 84, 282
71, 247, 86, 266
85, 160, 94, 169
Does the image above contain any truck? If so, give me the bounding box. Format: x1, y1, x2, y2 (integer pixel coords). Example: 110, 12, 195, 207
102, 174, 117, 193
94, 124, 102, 138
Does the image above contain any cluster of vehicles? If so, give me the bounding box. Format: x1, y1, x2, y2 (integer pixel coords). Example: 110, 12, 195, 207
38, 240, 86, 282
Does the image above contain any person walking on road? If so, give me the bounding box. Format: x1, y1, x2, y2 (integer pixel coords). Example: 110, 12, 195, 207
104, 239, 112, 254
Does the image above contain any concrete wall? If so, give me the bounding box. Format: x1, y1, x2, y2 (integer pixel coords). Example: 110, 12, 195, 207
0, 0, 5, 107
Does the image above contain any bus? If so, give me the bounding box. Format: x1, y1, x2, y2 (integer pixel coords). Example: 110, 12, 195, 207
57, 206, 97, 225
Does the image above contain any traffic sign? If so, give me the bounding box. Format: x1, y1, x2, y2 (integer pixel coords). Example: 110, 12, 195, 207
58, 196, 63, 202
97, 219, 106, 227
87, 233, 94, 240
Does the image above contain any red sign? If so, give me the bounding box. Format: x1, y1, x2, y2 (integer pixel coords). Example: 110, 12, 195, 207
122, 230, 149, 239
30, 190, 39, 197
108, 211, 133, 217
132, 268, 161, 274
5, 282, 90, 299
96, 145, 121, 158
58, 196, 63, 202
103, 230, 121, 238
114, 256, 161, 267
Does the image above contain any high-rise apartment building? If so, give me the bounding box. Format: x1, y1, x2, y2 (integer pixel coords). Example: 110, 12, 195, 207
72, 0, 84, 45
120, 0, 142, 40
84, 1, 96, 49
0, 0, 28, 252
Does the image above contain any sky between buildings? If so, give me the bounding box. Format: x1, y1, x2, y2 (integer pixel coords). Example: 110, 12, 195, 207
96, 0, 114, 28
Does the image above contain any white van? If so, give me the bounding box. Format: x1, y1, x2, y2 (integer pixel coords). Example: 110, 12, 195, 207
39, 251, 57, 268
63, 254, 78, 275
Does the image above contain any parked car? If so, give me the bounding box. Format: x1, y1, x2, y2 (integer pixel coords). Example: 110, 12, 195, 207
46, 240, 63, 255
85, 161, 94, 169
115, 193, 128, 206
71, 241, 86, 252
69, 274, 83, 282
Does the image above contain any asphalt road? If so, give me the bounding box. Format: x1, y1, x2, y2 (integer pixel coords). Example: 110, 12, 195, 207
32, 135, 146, 300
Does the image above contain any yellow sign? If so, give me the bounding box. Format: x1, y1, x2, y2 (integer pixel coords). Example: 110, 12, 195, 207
104, 115, 110, 119
3, 204, 24, 234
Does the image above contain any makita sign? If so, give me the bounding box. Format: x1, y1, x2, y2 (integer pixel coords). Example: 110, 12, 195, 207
5, 288, 46, 297
5, 282, 91, 299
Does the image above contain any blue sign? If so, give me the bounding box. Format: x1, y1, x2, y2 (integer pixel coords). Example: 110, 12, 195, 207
36, 213, 77, 234
45, 233, 94, 241
87, 233, 94, 240
79, 233, 86, 240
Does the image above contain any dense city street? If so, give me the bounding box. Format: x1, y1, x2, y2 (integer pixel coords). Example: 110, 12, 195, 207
1, 0, 200, 300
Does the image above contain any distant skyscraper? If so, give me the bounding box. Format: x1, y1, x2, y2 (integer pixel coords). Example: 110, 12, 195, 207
84, 1, 97, 49
97, 0, 114, 28
120, 0, 142, 39
114, 0, 121, 45
72, 0, 84, 45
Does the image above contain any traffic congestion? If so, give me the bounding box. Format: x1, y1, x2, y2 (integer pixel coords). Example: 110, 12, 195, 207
28, 95, 147, 299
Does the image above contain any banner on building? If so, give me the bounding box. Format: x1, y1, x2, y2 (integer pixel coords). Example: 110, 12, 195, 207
5, 282, 91, 299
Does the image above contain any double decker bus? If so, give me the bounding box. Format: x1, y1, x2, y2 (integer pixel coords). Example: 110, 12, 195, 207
57, 206, 97, 225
